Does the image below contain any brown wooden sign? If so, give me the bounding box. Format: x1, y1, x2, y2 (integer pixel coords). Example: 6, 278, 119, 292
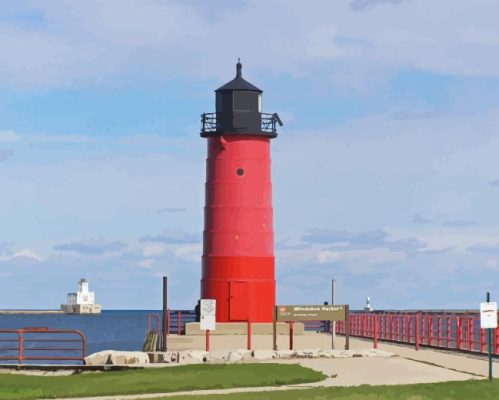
276, 304, 347, 321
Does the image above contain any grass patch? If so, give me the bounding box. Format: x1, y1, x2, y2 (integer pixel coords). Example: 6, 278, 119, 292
0, 363, 325, 399
161, 378, 499, 400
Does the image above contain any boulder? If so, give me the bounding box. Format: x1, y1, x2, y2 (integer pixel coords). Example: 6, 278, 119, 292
84, 351, 111, 366
252, 350, 278, 360
318, 350, 335, 358
329, 350, 353, 358
207, 350, 231, 362
227, 349, 251, 362
296, 349, 320, 358
178, 350, 207, 364
362, 349, 394, 358
276, 350, 297, 359
148, 351, 179, 363
107, 350, 150, 365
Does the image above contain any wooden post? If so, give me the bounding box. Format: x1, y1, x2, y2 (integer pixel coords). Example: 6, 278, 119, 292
206, 329, 210, 352
345, 305, 350, 350
289, 321, 294, 350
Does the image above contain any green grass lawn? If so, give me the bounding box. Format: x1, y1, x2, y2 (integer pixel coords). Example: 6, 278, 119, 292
161, 378, 499, 400
0, 363, 325, 399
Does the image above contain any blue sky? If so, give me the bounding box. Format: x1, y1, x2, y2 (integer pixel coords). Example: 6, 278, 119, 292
1, 0, 499, 310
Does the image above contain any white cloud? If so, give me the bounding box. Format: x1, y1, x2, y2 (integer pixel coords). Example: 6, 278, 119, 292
0, 247, 42, 262
26, 134, 98, 144
317, 250, 342, 264
138, 259, 155, 269
174, 243, 202, 263
0, 131, 22, 142
142, 244, 164, 258
2, 1, 499, 88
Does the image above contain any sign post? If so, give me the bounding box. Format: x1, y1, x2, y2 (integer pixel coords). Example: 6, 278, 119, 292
481, 292, 497, 381
200, 299, 216, 352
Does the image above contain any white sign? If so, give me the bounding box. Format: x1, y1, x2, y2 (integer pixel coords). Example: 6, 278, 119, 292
480, 302, 498, 329
200, 299, 216, 331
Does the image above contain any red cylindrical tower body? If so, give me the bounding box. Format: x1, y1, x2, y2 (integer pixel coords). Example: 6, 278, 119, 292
200, 62, 282, 323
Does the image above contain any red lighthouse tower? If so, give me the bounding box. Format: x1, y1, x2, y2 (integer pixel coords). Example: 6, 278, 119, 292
200, 61, 282, 323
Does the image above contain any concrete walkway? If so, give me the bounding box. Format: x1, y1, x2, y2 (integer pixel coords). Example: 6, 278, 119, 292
42, 333, 496, 400
44, 357, 478, 400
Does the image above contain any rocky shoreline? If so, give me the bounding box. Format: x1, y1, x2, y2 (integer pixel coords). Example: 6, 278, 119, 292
84, 348, 395, 366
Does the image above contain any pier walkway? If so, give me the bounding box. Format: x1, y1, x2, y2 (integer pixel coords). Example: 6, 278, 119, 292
34, 333, 498, 400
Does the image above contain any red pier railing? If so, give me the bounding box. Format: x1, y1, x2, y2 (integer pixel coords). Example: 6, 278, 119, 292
0, 328, 86, 364
335, 311, 499, 355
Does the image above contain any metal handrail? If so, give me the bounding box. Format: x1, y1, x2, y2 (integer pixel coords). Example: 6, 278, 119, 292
200, 112, 281, 136
334, 312, 498, 356
0, 328, 86, 364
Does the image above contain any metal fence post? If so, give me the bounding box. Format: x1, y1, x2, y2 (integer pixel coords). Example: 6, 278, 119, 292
456, 316, 461, 350
18, 330, 23, 364
345, 305, 350, 350
415, 313, 420, 351
178, 311, 181, 336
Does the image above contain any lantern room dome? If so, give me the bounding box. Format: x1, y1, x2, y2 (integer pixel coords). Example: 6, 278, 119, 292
216, 60, 262, 93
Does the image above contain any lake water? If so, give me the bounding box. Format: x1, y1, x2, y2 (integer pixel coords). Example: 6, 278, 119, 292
0, 310, 162, 359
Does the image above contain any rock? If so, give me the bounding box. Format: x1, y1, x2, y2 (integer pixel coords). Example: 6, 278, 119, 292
296, 349, 320, 358
362, 349, 394, 358
107, 351, 150, 365
330, 350, 353, 358
84, 351, 111, 366
318, 350, 335, 358
178, 350, 207, 364
252, 350, 278, 360
276, 350, 297, 359
227, 349, 251, 362
207, 350, 231, 362
148, 351, 179, 363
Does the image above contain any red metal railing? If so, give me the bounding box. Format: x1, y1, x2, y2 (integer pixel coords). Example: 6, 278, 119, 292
146, 310, 196, 335
147, 314, 161, 334
335, 312, 499, 355
0, 328, 86, 364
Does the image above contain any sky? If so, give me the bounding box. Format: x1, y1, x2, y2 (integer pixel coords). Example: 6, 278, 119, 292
1, 0, 499, 310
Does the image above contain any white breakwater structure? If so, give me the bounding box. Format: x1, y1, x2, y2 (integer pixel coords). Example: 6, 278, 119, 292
61, 278, 101, 314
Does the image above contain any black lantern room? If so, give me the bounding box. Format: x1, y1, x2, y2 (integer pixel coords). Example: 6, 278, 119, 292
201, 60, 282, 138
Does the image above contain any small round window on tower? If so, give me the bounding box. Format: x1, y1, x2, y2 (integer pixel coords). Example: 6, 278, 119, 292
236, 168, 244, 176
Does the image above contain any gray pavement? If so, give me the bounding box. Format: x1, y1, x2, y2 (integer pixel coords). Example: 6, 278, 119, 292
41, 332, 497, 400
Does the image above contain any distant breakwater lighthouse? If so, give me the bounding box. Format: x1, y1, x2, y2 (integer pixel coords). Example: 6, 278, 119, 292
200, 61, 282, 323
61, 278, 101, 314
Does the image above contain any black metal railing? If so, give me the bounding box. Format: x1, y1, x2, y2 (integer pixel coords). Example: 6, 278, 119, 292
200, 112, 282, 137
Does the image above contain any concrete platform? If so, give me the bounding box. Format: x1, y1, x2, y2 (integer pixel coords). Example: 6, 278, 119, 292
166, 332, 498, 378
185, 322, 304, 335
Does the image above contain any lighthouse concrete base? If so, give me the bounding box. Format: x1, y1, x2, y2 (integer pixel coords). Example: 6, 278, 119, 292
185, 322, 304, 336
60, 304, 102, 314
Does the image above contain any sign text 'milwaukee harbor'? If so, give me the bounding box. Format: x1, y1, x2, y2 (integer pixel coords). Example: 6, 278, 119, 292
293, 306, 344, 312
